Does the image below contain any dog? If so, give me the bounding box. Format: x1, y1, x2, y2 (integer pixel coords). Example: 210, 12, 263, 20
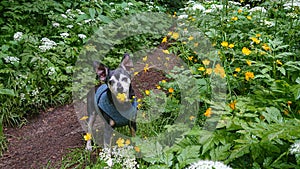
85, 54, 137, 150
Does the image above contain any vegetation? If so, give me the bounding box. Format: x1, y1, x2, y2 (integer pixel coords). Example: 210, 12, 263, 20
1, 0, 300, 168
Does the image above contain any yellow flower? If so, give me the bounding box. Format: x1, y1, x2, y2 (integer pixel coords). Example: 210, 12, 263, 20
262, 43, 270, 51
276, 60, 283, 65
80, 116, 89, 120
221, 41, 229, 47
144, 64, 149, 72
134, 146, 140, 152
116, 138, 125, 147
198, 67, 205, 71
229, 100, 237, 110
189, 116, 195, 120
125, 139, 131, 145
84, 133, 92, 141
287, 101, 292, 106
171, 32, 179, 40
194, 42, 199, 47
229, 43, 235, 48
188, 36, 194, 41
233, 73, 237, 77
188, 56, 193, 61
242, 47, 251, 55
204, 108, 212, 117
250, 37, 260, 44
143, 56, 148, 62
145, 90, 150, 95
134, 71, 139, 76
238, 9, 243, 13
163, 50, 170, 54
247, 16, 252, 20
246, 60, 252, 66
256, 34, 261, 37
214, 64, 226, 78
231, 16, 238, 21
156, 85, 161, 89
245, 71, 254, 81
162, 36, 167, 43
205, 68, 212, 75
168, 87, 174, 93
161, 80, 167, 83
235, 67, 241, 72
117, 93, 126, 102
202, 59, 210, 65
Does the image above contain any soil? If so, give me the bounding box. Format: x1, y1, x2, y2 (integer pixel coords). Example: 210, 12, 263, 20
0, 49, 183, 169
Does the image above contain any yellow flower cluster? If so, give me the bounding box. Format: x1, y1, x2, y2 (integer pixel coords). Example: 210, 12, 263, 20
245, 71, 255, 81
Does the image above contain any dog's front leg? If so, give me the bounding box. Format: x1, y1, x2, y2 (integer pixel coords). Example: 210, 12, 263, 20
86, 112, 96, 151
103, 119, 115, 149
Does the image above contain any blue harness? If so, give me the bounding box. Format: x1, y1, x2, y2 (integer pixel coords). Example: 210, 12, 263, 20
95, 84, 137, 126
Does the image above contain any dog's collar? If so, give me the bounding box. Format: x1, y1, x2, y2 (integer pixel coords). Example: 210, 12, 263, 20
95, 84, 137, 126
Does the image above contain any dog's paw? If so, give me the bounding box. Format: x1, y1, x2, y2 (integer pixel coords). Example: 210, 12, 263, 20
85, 141, 93, 151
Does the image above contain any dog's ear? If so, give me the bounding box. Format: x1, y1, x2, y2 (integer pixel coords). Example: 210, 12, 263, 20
120, 53, 133, 73
93, 61, 108, 81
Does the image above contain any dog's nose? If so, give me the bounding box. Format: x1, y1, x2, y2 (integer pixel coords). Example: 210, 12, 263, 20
117, 83, 123, 92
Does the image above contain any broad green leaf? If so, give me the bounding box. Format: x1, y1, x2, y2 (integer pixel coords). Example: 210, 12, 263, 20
0, 88, 15, 96
278, 67, 286, 76
89, 8, 96, 19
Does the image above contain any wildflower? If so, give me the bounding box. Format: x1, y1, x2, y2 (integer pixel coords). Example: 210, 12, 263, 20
156, 85, 161, 89
262, 43, 270, 51
80, 116, 89, 120
284, 109, 289, 115
78, 34, 87, 39
245, 71, 254, 81
60, 32, 69, 38
161, 80, 167, 83
214, 64, 226, 78
48, 67, 56, 75
188, 56, 193, 61
229, 43, 235, 48
178, 14, 188, 19
276, 60, 283, 65
242, 47, 251, 55
186, 160, 232, 169
142, 56, 148, 62
61, 14, 68, 18
145, 90, 150, 95
246, 60, 252, 66
198, 67, 205, 71
163, 50, 170, 54
235, 67, 241, 72
116, 138, 125, 147
84, 133, 92, 141
117, 93, 126, 102
229, 100, 237, 110
231, 16, 238, 21
290, 141, 300, 154
189, 116, 195, 120
134, 72, 139, 76
287, 101, 292, 106
202, 59, 210, 65
238, 9, 243, 13
13, 32, 23, 41
162, 36, 167, 43
247, 16, 252, 20
204, 108, 212, 117
52, 22, 60, 27
125, 139, 131, 145
205, 68, 212, 75
134, 146, 141, 152
250, 37, 260, 44
4, 56, 20, 64
66, 24, 73, 28
168, 88, 174, 93
249, 7, 266, 13
192, 3, 205, 11
171, 32, 179, 40
188, 36, 194, 41
144, 64, 149, 72
221, 41, 229, 47
194, 42, 199, 47
256, 34, 261, 37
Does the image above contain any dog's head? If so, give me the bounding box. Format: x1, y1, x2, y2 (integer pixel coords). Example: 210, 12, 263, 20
93, 54, 134, 103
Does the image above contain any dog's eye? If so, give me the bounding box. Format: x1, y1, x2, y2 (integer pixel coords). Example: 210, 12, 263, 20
122, 77, 128, 82
109, 80, 115, 85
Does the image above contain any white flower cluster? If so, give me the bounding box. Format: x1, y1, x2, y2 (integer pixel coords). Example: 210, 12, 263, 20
52, 22, 60, 27
290, 141, 300, 154
4, 56, 20, 64
60, 32, 69, 38
78, 34, 87, 39
284, 0, 300, 10
249, 7, 267, 13
186, 160, 232, 169
13, 32, 23, 41
99, 145, 139, 169
39, 38, 57, 52
48, 67, 56, 75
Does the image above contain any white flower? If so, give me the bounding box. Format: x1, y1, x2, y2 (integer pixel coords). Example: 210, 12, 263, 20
211, 4, 223, 10
52, 22, 60, 27
263, 20, 275, 27
178, 14, 189, 19
78, 34, 87, 39
60, 32, 69, 38
48, 67, 56, 75
66, 25, 73, 28
204, 9, 212, 13
228, 1, 241, 6
84, 19, 92, 23
61, 14, 68, 18
284, 1, 300, 10
39, 38, 57, 52
128, 2, 133, 6
76, 9, 85, 15
4, 56, 20, 63
66, 9, 71, 14
249, 7, 267, 13
290, 141, 300, 154
31, 89, 39, 96
13, 32, 23, 41
186, 160, 232, 169
192, 4, 205, 11
124, 7, 130, 11
20, 93, 25, 101
109, 2, 114, 5
111, 9, 116, 13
